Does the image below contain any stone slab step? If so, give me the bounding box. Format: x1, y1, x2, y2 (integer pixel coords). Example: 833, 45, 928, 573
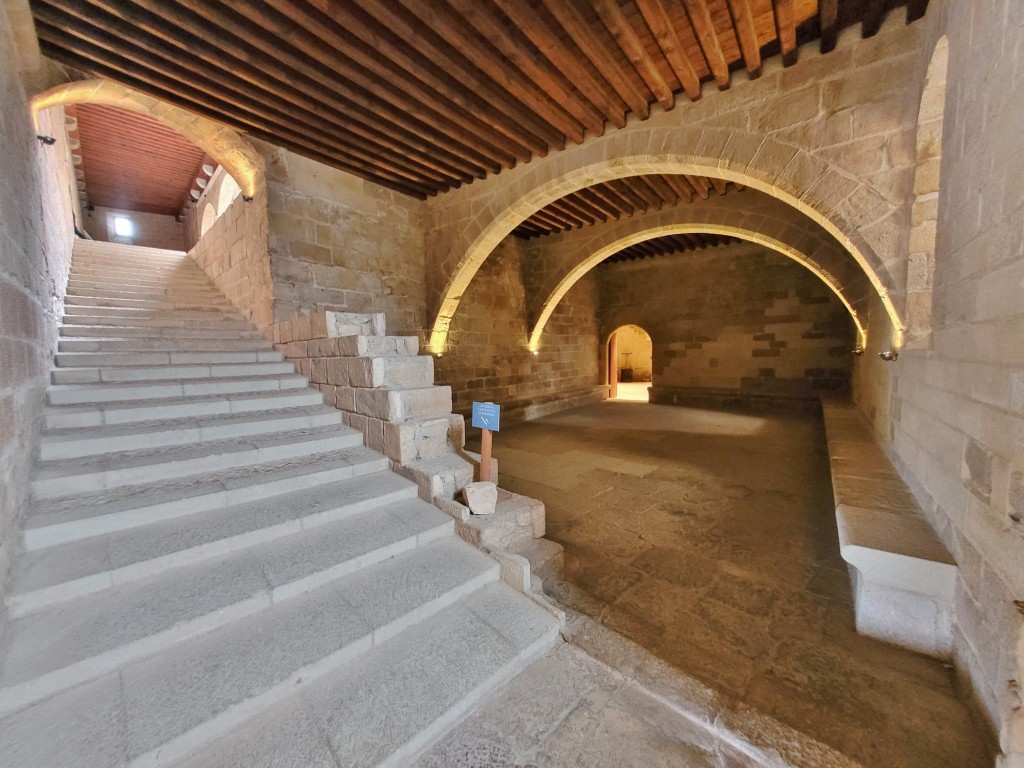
47, 373, 307, 406
54, 350, 284, 368
60, 323, 265, 340
58, 336, 274, 353
61, 314, 252, 330
39, 404, 343, 460
44, 387, 322, 429
52, 361, 293, 385
66, 280, 222, 296
23, 445, 387, 550
175, 580, 558, 768
69, 263, 201, 277
9, 470, 419, 613
0, 504, 462, 717
68, 271, 214, 285
32, 423, 363, 500
65, 293, 233, 310
63, 304, 236, 319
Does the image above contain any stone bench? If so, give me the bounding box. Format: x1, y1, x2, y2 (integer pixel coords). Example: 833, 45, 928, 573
821, 400, 957, 659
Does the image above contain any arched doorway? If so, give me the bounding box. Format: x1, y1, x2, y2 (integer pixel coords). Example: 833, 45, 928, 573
608, 324, 653, 401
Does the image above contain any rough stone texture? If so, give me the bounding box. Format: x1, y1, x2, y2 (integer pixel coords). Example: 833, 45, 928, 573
84, 206, 184, 251
433, 236, 604, 420
598, 242, 854, 399
849, 2, 1024, 760
0, 6, 75, 601
480, 400, 994, 768
463, 481, 497, 516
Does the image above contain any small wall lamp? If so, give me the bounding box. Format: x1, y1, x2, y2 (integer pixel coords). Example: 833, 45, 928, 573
852, 347, 865, 356
36, 135, 56, 146
879, 350, 899, 361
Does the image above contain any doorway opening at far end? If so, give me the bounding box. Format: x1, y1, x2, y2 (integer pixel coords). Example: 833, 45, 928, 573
608, 324, 652, 401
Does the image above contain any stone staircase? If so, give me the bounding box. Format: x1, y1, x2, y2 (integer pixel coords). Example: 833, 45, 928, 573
0, 240, 559, 767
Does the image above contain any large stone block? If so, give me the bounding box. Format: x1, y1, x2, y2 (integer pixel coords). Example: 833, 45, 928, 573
325, 311, 385, 338
351, 386, 452, 422
326, 356, 433, 389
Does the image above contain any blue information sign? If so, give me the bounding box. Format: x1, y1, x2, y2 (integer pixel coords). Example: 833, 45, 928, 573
471, 401, 501, 431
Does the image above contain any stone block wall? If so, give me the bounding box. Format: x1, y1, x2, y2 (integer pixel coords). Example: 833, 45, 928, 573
83, 205, 184, 251
598, 243, 854, 399
433, 236, 603, 421
0, 7, 74, 599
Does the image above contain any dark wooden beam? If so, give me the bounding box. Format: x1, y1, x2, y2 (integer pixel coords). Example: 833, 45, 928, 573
726, 0, 763, 79
589, 182, 635, 216
862, 0, 887, 38
634, 0, 702, 101
684, 175, 711, 200
708, 177, 728, 196
819, 0, 839, 53
642, 174, 682, 206
577, 186, 622, 219
620, 177, 662, 210
564, 192, 609, 223
774, 0, 798, 66
906, 0, 929, 23
592, 0, 674, 111
662, 174, 695, 204
683, 0, 731, 89
634, 175, 670, 208
541, 0, 651, 119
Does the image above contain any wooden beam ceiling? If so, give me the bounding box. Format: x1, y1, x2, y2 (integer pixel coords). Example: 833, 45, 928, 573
33, 0, 928, 199
599, 232, 742, 264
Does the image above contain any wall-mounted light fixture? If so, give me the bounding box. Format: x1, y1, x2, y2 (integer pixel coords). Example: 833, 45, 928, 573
852, 347, 865, 356
531, 350, 539, 356
36, 135, 56, 146
242, 195, 253, 203
879, 350, 899, 361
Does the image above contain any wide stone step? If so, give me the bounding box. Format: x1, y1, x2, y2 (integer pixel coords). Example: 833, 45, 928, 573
58, 336, 274, 353
66, 279, 221, 296
61, 314, 251, 330
32, 423, 363, 500
0, 539, 511, 767
63, 304, 235, 319
0, 502, 461, 718
65, 292, 231, 309
50, 362, 294, 385
39, 404, 342, 460
9, 470, 420, 614
55, 350, 283, 368
60, 324, 265, 340
23, 445, 387, 550
44, 387, 322, 429
69, 262, 199, 276
68, 269, 213, 284
175, 580, 558, 768
47, 374, 307, 409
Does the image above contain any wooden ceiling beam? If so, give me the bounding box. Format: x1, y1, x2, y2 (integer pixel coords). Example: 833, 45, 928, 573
35, 10, 456, 189
391, 0, 586, 145
774, 0, 799, 66
448, 0, 606, 138
862, 0, 887, 38
349, 0, 561, 155
906, 0, 929, 23
708, 176, 728, 195
561, 192, 607, 224
726, 0, 763, 79
610, 179, 651, 212
662, 174, 695, 204
634, 0, 702, 101
525, 208, 567, 232
819, 0, 839, 54
38, 41, 436, 199
577, 186, 622, 219
541, 0, 651, 120
684, 175, 711, 200
588, 182, 636, 216
494, 0, 628, 129
547, 199, 593, 227
592, 0, 674, 112
637, 174, 677, 207
682, 0, 732, 89
47, 1, 477, 185
624, 176, 665, 210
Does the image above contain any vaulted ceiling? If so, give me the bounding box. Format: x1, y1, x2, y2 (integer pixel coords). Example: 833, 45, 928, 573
600, 232, 742, 263
33, 0, 928, 200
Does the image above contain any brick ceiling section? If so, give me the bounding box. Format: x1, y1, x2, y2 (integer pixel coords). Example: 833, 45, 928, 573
33, 0, 927, 200
72, 103, 205, 216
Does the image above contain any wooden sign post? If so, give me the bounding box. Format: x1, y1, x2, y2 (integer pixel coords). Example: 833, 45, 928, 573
471, 402, 501, 483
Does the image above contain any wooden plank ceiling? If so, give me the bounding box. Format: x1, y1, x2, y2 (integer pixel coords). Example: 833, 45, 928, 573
33, 0, 928, 201
70, 103, 207, 215
600, 232, 741, 263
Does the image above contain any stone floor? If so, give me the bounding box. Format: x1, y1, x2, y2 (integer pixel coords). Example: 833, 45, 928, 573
472, 399, 995, 768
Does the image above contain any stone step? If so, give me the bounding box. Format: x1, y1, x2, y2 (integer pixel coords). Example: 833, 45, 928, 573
67, 278, 219, 294
0, 502, 459, 716
349, 384, 453, 422
9, 470, 420, 614
44, 387, 322, 429
60, 323, 265, 340
58, 336, 274, 353
68, 268, 212, 282
23, 445, 387, 550
39, 404, 342, 461
69, 261, 200, 275
63, 304, 236, 319
175, 580, 558, 768
0, 540, 511, 766
54, 350, 284, 369
61, 314, 251, 330
65, 291, 231, 308
325, 354, 434, 389
32, 423, 364, 500
51, 364, 296, 387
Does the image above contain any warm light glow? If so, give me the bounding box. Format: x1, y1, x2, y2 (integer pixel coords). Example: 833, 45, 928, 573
112, 216, 133, 238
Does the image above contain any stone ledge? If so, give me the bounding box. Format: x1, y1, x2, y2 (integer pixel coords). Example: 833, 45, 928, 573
651, 385, 824, 414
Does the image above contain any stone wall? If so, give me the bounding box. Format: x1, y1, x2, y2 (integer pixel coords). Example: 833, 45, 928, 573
433, 236, 603, 422
83, 206, 184, 251
0, 6, 74, 599
598, 243, 853, 400
852, 1, 1024, 759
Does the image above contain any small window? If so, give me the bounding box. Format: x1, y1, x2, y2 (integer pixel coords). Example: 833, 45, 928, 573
112, 216, 134, 238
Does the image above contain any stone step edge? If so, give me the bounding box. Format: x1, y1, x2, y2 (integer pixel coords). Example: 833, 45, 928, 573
0, 528, 479, 721
23, 449, 387, 551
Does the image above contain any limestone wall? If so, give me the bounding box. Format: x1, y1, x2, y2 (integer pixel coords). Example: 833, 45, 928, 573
0, 7, 75, 598
83, 206, 184, 251
432, 236, 602, 421
599, 243, 853, 399
852, 1, 1024, 758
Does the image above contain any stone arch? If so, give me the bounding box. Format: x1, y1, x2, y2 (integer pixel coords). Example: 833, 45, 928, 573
29, 79, 264, 200
199, 202, 216, 237
904, 36, 948, 348
427, 128, 906, 353
525, 191, 871, 351
217, 172, 242, 216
